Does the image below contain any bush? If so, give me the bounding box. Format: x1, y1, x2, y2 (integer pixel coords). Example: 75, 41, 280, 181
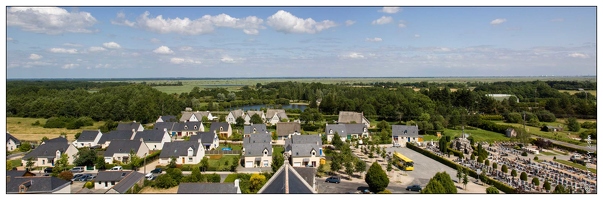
207, 173, 221, 183
486, 186, 499, 194
533, 156, 538, 161
154, 174, 177, 189
521, 152, 528, 156
19, 143, 32, 152
377, 189, 392, 194
84, 181, 94, 189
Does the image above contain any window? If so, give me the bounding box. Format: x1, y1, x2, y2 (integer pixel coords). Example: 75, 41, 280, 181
189, 158, 193, 162
111, 181, 115, 185
312, 151, 316, 156
263, 160, 269, 167
42, 160, 45, 165
81, 143, 84, 146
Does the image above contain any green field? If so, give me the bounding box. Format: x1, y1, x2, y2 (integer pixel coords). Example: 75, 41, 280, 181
554, 159, 597, 174
422, 128, 511, 143
6, 117, 105, 143
493, 121, 589, 146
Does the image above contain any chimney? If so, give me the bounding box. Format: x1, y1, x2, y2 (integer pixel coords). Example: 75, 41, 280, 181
133, 120, 136, 123
164, 128, 167, 132
140, 138, 144, 142
198, 139, 202, 144
234, 179, 240, 189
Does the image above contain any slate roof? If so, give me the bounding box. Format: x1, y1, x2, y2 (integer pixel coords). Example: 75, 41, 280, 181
246, 110, 264, 118
177, 183, 239, 194
258, 163, 315, 194
116, 122, 142, 131
6, 170, 35, 177
267, 109, 288, 120
154, 122, 177, 131
6, 176, 70, 194
98, 130, 135, 144
132, 130, 166, 142
110, 171, 144, 194
160, 141, 202, 158
276, 122, 301, 136
392, 125, 420, 137
22, 138, 70, 159
287, 135, 322, 145
95, 171, 132, 182
159, 115, 176, 122
189, 132, 216, 144
244, 133, 272, 144
210, 122, 230, 133
180, 111, 213, 122
173, 121, 203, 132
243, 124, 268, 134
104, 140, 144, 157
180, 112, 194, 122
337, 111, 366, 124
77, 130, 101, 142
288, 144, 320, 157
292, 167, 316, 189
243, 143, 272, 157
325, 124, 367, 136
7, 132, 21, 145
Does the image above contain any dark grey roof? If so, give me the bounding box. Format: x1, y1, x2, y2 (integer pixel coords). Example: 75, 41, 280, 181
210, 122, 230, 133
276, 122, 301, 136
77, 130, 101, 142
111, 171, 145, 194
289, 144, 320, 157
173, 121, 203, 132
22, 138, 70, 159
258, 164, 314, 194
243, 143, 272, 157
116, 122, 142, 131
325, 124, 366, 136
392, 125, 419, 137
104, 140, 144, 157
98, 130, 135, 144
244, 133, 272, 144
177, 182, 238, 194
132, 130, 167, 142
95, 171, 132, 182
154, 122, 177, 131
288, 135, 322, 145
292, 167, 316, 189
189, 132, 216, 144
160, 141, 202, 158
159, 115, 176, 122
285, 135, 322, 154
6, 176, 70, 193
7, 132, 21, 144
243, 124, 268, 134
6, 170, 33, 177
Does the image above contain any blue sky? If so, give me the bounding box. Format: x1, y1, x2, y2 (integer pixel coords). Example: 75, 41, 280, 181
5, 6, 597, 78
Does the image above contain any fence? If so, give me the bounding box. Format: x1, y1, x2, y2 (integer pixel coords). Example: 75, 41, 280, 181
205, 150, 241, 155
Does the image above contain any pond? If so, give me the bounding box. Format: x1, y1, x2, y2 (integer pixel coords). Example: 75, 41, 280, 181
226, 104, 308, 112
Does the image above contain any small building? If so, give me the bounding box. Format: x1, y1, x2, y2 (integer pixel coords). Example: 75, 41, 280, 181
6, 170, 36, 177
21, 136, 78, 167
180, 111, 216, 122
244, 110, 266, 125
392, 125, 421, 147
7, 132, 21, 151
73, 130, 103, 148
177, 180, 241, 194
210, 122, 232, 138
116, 121, 144, 132
6, 176, 71, 194
103, 140, 150, 164
257, 163, 316, 194
543, 125, 564, 132
243, 124, 269, 137
325, 123, 369, 142
226, 109, 245, 125
486, 94, 519, 102
97, 130, 137, 149
156, 115, 177, 123
266, 109, 288, 125
95, 170, 144, 192
337, 111, 370, 128
189, 131, 219, 150
284, 135, 323, 168
505, 128, 517, 138
132, 129, 171, 150
276, 122, 301, 140
159, 139, 205, 165
242, 133, 273, 168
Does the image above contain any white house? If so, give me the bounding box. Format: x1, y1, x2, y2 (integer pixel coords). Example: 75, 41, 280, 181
325, 124, 369, 143
190, 132, 220, 150
132, 129, 171, 151
244, 110, 266, 125
242, 133, 273, 168
391, 125, 421, 147
73, 130, 103, 148
180, 111, 216, 122
21, 137, 78, 167
266, 109, 288, 125
158, 140, 205, 165
103, 140, 150, 164
226, 109, 245, 124
7, 132, 21, 151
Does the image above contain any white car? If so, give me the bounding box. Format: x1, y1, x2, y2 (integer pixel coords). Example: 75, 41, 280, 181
110, 166, 123, 171
145, 173, 155, 180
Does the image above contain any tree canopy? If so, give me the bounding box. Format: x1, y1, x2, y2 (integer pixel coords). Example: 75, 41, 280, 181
365, 162, 389, 193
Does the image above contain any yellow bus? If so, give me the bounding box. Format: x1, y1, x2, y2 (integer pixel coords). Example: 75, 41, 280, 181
393, 151, 414, 171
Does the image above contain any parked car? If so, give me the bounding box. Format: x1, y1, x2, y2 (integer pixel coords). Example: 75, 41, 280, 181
44, 167, 54, 174
145, 173, 155, 180
110, 166, 123, 171
70, 167, 84, 173
406, 184, 422, 192
325, 176, 341, 184
84, 175, 96, 181
78, 174, 93, 182
71, 174, 84, 181
150, 168, 162, 174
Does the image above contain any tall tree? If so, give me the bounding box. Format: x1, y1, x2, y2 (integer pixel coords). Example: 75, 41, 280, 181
462, 173, 469, 190
74, 147, 97, 167
365, 162, 389, 193
421, 172, 457, 194
26, 157, 35, 172
250, 114, 264, 124
344, 160, 355, 179
271, 152, 284, 173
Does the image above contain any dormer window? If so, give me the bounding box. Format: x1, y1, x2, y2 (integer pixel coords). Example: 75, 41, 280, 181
184, 125, 188, 130
312, 151, 316, 156
194, 125, 198, 129
220, 127, 224, 132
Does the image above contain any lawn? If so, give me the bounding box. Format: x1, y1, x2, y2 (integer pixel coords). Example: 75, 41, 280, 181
554, 159, 597, 174
551, 149, 569, 155
539, 151, 557, 156
8, 159, 23, 168
207, 155, 239, 171
216, 144, 243, 151
493, 121, 587, 146
422, 128, 510, 143
6, 117, 105, 143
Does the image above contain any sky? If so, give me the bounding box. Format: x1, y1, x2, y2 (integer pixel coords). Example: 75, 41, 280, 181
4, 5, 597, 78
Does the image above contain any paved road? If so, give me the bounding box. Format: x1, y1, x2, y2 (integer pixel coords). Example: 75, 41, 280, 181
316, 177, 415, 194
7, 152, 26, 160
531, 136, 596, 153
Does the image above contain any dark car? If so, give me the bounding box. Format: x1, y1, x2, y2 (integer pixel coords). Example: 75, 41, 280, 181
406, 184, 422, 192
71, 174, 84, 181
44, 167, 53, 174
78, 174, 92, 182
325, 176, 341, 184
150, 168, 162, 174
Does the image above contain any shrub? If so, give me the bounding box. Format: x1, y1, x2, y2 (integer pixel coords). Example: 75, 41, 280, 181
521, 152, 528, 156
486, 186, 499, 194
533, 156, 538, 161
84, 181, 94, 189
377, 189, 392, 194
154, 174, 177, 189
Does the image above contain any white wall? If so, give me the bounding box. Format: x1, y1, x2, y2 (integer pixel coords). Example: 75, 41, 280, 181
52, 184, 71, 194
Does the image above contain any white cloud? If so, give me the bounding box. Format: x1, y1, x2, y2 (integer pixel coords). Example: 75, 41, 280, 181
29, 54, 42, 60
63, 43, 82, 47
372, 16, 393, 25
380, 7, 401, 14
150, 38, 161, 43
398, 20, 407, 28
88, 46, 106, 52
62, 63, 78, 69
414, 34, 421, 38
7, 37, 13, 41
345, 20, 356, 26
113, 11, 264, 35
49, 48, 78, 54
267, 10, 337, 34
170, 57, 201, 64
220, 56, 245, 64
568, 53, 589, 58
490, 18, 507, 25
180, 46, 193, 51
95, 64, 113, 68
366, 37, 383, 42
7, 7, 97, 34
103, 42, 121, 49
339, 52, 365, 59
153, 46, 174, 54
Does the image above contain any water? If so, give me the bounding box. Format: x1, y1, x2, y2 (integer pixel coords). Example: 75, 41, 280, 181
227, 104, 308, 111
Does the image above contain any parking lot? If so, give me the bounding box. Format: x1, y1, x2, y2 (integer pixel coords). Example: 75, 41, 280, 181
316, 177, 413, 194
385, 147, 458, 185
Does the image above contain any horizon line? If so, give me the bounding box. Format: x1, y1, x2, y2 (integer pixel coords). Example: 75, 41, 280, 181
6, 75, 597, 80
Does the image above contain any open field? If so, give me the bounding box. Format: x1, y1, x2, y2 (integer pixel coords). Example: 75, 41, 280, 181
492, 121, 589, 146
555, 118, 597, 124
422, 128, 511, 143
554, 159, 597, 174
101, 76, 595, 94
6, 117, 105, 143
559, 90, 597, 97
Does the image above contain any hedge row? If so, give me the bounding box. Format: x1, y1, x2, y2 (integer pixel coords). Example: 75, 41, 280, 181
469, 119, 511, 135
530, 138, 597, 157
480, 114, 505, 121
406, 143, 516, 194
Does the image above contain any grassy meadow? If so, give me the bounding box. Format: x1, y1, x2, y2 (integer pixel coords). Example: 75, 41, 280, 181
6, 117, 105, 143
421, 128, 511, 143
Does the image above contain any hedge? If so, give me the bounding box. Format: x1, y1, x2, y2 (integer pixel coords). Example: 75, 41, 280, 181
469, 119, 511, 135
406, 143, 516, 194
480, 114, 505, 121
